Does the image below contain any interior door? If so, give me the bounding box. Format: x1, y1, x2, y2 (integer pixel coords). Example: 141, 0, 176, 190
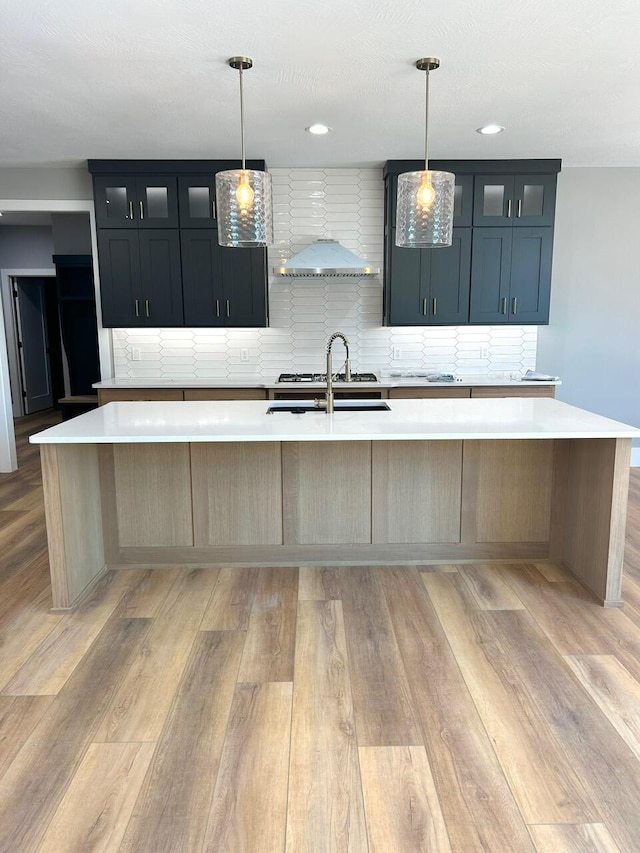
14, 277, 53, 413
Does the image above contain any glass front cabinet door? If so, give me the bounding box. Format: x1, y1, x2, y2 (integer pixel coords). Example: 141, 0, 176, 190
94, 176, 179, 228
177, 176, 218, 228
473, 174, 556, 227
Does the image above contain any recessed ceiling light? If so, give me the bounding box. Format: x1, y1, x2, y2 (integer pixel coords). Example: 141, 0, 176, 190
305, 124, 331, 135
476, 124, 505, 135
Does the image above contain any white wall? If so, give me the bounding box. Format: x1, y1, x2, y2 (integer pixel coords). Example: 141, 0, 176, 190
537, 168, 640, 451
0, 167, 92, 200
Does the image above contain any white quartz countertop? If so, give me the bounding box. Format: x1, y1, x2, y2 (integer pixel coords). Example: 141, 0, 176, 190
93, 376, 561, 390
31, 398, 639, 444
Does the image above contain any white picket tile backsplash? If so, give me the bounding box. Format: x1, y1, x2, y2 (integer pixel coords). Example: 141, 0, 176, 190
112, 167, 538, 380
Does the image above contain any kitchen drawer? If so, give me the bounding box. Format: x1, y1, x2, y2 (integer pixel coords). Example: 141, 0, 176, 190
97, 389, 184, 404
271, 389, 385, 400
471, 386, 555, 398
388, 387, 471, 399
183, 388, 267, 401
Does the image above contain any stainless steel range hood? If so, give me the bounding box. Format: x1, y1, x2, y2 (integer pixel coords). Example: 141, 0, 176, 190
273, 239, 379, 277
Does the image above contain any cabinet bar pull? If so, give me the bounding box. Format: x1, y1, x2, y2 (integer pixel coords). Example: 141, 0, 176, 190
422, 298, 427, 316
517, 198, 522, 218
216, 299, 220, 318
145, 299, 150, 317
128, 201, 134, 220
135, 299, 139, 317
212, 200, 216, 219
501, 297, 507, 315
226, 299, 230, 317
512, 297, 517, 315
139, 201, 144, 220
507, 199, 512, 218
432, 297, 437, 316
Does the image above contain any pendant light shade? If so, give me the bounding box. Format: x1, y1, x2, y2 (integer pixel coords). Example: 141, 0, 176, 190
216, 57, 273, 248
396, 58, 455, 248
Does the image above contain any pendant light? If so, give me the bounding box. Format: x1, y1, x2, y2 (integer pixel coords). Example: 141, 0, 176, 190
216, 57, 273, 248
396, 58, 455, 248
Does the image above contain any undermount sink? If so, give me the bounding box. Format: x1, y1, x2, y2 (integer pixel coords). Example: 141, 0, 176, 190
267, 400, 391, 414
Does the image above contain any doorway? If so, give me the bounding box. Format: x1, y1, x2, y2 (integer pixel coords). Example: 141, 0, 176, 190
11, 275, 65, 414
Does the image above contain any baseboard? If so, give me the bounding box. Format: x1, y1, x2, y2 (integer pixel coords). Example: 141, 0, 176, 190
632, 448, 640, 467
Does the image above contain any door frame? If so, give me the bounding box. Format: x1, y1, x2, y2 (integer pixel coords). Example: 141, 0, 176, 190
0, 198, 114, 473
1, 270, 56, 418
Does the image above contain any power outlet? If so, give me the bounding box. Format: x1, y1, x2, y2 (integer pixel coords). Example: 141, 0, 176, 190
392, 346, 402, 360
131, 347, 141, 361
480, 345, 489, 359
240, 348, 250, 363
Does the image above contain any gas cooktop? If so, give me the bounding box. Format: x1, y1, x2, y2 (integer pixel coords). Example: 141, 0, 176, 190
277, 372, 378, 383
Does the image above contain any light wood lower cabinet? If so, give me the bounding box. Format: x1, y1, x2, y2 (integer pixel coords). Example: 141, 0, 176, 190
98, 389, 184, 404
98, 384, 555, 404
184, 388, 267, 401
191, 442, 282, 545
282, 442, 372, 545
472, 440, 554, 542
372, 441, 463, 543
471, 386, 555, 398
112, 444, 193, 547
388, 387, 470, 399
43, 435, 632, 609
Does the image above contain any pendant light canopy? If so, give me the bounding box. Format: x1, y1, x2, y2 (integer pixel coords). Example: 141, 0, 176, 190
396, 58, 455, 249
216, 57, 274, 248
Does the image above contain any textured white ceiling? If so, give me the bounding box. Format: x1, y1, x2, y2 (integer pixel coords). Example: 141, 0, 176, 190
1, 0, 639, 167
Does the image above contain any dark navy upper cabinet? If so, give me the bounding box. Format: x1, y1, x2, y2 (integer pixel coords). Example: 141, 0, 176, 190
428, 229, 472, 323
93, 177, 138, 229
181, 230, 267, 327
473, 176, 515, 226
89, 160, 269, 328
97, 229, 183, 327
512, 175, 556, 226
138, 230, 183, 324
94, 176, 178, 228
508, 227, 553, 322
473, 173, 557, 227
386, 228, 471, 325
384, 159, 560, 326
469, 226, 553, 325
97, 230, 143, 326
136, 178, 179, 228
469, 228, 513, 323
178, 176, 217, 227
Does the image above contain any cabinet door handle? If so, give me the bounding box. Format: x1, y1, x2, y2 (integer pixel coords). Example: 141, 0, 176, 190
216, 299, 220, 318
432, 297, 437, 316
145, 299, 150, 318
517, 199, 522, 218
135, 299, 140, 317
512, 297, 517, 315
226, 299, 230, 318
128, 201, 134, 220
422, 298, 427, 316
507, 199, 512, 218
139, 200, 144, 220
501, 297, 507, 315
212, 200, 216, 220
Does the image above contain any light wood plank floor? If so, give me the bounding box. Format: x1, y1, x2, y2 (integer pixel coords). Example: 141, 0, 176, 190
2, 412, 640, 851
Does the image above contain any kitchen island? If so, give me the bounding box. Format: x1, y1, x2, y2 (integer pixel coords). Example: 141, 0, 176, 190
31, 398, 639, 609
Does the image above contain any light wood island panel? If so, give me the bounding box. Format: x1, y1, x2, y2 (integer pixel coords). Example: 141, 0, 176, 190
39, 435, 632, 609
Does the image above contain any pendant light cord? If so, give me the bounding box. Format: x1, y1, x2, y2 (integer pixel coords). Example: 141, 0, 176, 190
424, 65, 430, 170
239, 64, 246, 169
